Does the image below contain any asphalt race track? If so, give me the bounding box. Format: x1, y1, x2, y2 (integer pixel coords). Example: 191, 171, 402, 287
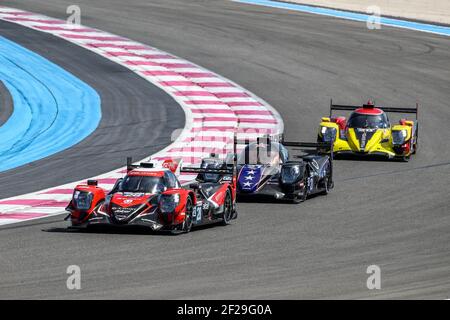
0, 0, 449, 299
0, 80, 13, 127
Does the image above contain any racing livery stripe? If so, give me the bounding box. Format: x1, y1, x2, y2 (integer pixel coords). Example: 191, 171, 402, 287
0, 6, 284, 226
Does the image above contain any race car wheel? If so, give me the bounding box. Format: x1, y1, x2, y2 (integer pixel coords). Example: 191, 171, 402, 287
183, 197, 194, 233
320, 164, 332, 195
293, 168, 308, 204
291, 188, 305, 204
292, 194, 303, 204
172, 197, 193, 234
221, 190, 233, 225
321, 177, 330, 195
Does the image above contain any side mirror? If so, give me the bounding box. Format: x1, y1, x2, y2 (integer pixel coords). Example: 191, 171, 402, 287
109, 178, 123, 194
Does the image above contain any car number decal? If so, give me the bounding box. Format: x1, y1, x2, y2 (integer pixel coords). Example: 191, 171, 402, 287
195, 205, 202, 223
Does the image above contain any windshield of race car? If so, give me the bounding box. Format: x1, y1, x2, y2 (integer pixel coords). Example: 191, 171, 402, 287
118, 176, 165, 193
347, 113, 389, 129
238, 142, 288, 165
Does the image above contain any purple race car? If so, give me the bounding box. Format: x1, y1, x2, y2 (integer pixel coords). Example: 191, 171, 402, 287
235, 136, 334, 203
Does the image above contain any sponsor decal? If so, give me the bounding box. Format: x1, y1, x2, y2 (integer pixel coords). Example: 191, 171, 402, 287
238, 165, 263, 192
194, 205, 202, 223
162, 159, 179, 173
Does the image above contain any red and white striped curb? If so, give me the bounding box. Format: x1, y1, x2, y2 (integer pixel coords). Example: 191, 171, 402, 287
0, 6, 283, 226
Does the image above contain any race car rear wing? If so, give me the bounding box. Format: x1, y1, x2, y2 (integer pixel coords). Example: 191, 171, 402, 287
282, 141, 334, 161
329, 99, 419, 120
233, 134, 284, 165
181, 164, 237, 188
180, 167, 234, 175
233, 134, 333, 161
282, 141, 332, 149
181, 136, 238, 185
232, 135, 278, 149
283, 140, 334, 185
126, 157, 182, 175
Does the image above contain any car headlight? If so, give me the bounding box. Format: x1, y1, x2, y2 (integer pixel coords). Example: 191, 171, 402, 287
280, 164, 302, 185
159, 194, 180, 213
392, 130, 407, 145
320, 127, 337, 143
73, 191, 93, 211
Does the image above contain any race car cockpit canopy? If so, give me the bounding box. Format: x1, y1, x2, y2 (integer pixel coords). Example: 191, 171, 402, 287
118, 175, 166, 194
237, 141, 289, 166
197, 158, 227, 183
347, 111, 390, 129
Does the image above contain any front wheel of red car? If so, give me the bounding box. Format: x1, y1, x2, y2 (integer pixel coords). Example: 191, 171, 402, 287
172, 197, 193, 234
183, 197, 194, 233
221, 190, 233, 226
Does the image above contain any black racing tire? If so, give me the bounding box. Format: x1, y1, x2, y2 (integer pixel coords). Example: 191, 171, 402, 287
320, 163, 332, 195
301, 182, 308, 202
172, 197, 193, 234
292, 194, 303, 204
320, 177, 330, 195
183, 197, 194, 233
221, 190, 233, 225
293, 167, 309, 204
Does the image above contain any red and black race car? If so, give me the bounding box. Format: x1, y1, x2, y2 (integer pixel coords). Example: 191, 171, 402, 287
65, 157, 237, 234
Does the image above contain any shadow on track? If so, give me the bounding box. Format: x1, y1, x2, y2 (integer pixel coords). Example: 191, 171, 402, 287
43, 221, 226, 236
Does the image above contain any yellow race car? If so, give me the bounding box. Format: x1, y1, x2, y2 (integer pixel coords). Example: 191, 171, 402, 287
317, 100, 418, 161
